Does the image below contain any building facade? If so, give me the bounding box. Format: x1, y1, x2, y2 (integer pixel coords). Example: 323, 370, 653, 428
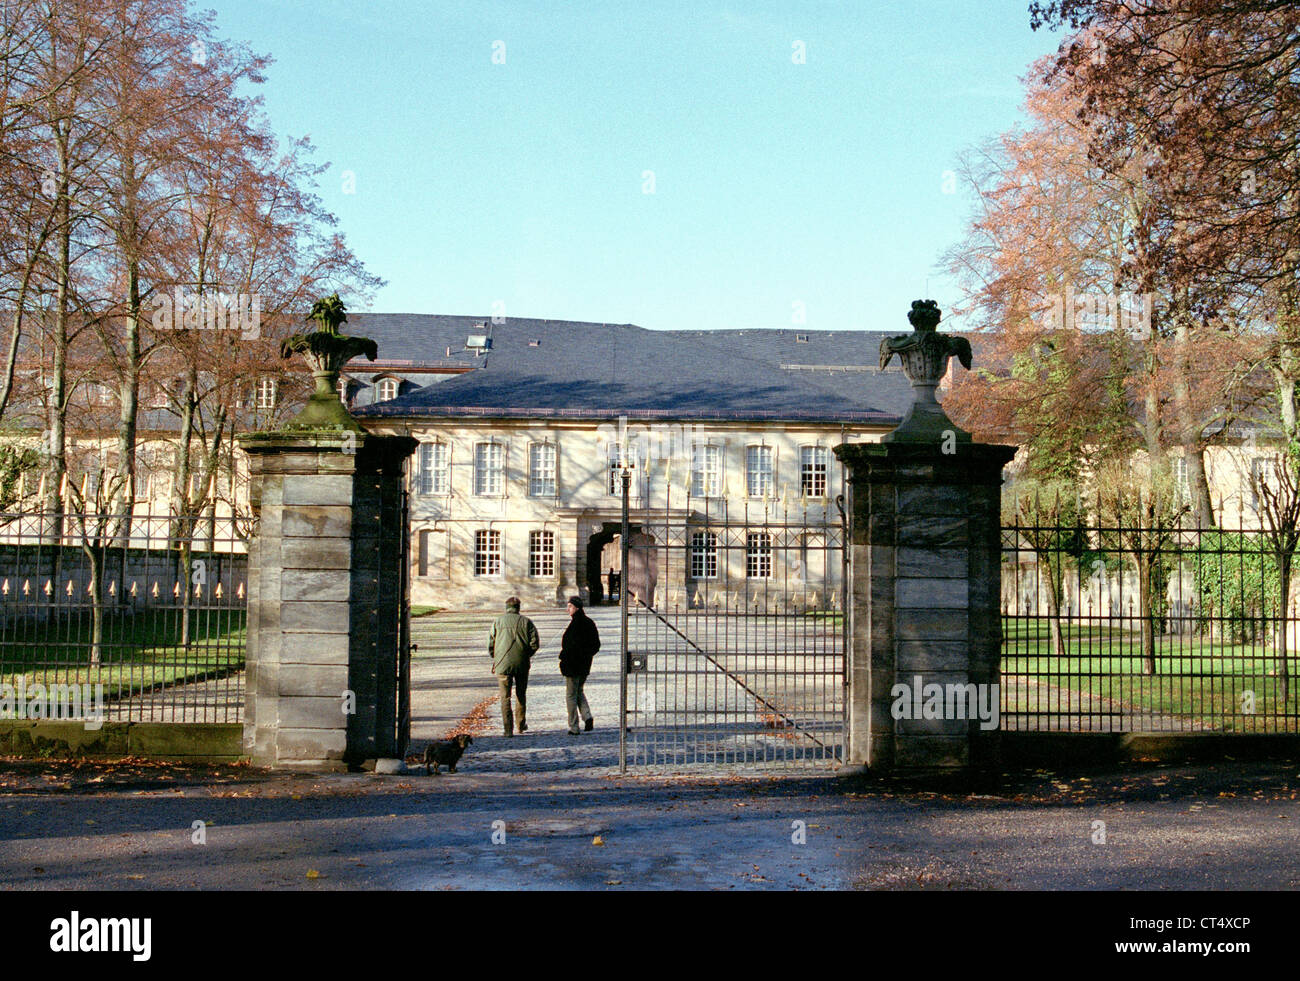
349, 315, 914, 610
369, 417, 874, 609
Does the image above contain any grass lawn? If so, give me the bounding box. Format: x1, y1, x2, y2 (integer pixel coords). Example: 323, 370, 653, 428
1003, 616, 1300, 730
0, 606, 246, 701
410, 605, 443, 618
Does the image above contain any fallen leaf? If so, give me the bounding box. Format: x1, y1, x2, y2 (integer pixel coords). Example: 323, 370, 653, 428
306, 869, 321, 879
592, 835, 605, 846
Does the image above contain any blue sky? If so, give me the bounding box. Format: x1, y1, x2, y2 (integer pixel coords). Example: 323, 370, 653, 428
209, 1, 1065, 332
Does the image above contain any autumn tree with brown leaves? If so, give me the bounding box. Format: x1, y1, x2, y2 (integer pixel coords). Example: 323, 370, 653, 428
0, 0, 380, 527
943, 51, 1255, 528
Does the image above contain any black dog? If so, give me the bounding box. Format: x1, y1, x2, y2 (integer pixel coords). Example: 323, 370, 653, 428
424, 733, 473, 775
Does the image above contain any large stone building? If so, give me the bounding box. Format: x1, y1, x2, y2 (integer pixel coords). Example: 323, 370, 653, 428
12, 310, 1286, 616
346, 315, 915, 609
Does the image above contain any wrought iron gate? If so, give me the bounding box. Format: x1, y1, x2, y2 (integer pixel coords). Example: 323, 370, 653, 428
619, 481, 848, 770
364, 466, 411, 761
395, 486, 412, 758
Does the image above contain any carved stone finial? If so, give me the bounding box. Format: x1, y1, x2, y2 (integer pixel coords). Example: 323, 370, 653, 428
907, 299, 942, 332
879, 300, 973, 444
278, 293, 378, 432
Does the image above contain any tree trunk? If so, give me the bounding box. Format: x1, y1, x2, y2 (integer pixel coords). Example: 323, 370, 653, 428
113, 256, 141, 534
1185, 447, 1214, 528
1171, 282, 1214, 528
77, 509, 106, 668
86, 546, 103, 667
1138, 557, 1156, 676
201, 413, 226, 552
0, 215, 53, 422
45, 124, 71, 545
179, 543, 192, 649
171, 367, 197, 538
1278, 553, 1292, 706
1045, 570, 1066, 659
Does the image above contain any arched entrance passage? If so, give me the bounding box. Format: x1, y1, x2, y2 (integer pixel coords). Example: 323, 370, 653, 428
584, 523, 660, 606
585, 522, 639, 605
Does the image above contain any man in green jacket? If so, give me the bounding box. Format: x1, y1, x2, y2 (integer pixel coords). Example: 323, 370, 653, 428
489, 596, 540, 736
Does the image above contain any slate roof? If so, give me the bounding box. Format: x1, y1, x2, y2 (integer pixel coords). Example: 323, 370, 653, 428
347, 314, 915, 425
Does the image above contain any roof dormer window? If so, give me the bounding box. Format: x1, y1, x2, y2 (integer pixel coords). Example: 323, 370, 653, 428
376, 377, 399, 402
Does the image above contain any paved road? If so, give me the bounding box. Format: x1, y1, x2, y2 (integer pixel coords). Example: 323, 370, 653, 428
410, 605, 844, 773
410, 606, 624, 771
4, 607, 1300, 890
2, 758, 1299, 890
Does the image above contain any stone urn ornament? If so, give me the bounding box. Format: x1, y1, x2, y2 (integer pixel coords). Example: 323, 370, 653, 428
279, 293, 378, 431
879, 299, 972, 444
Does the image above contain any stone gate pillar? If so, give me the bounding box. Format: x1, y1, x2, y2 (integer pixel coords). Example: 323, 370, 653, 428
237, 431, 417, 770
835, 301, 1015, 773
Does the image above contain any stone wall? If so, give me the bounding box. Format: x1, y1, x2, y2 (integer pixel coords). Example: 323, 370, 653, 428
0, 544, 246, 624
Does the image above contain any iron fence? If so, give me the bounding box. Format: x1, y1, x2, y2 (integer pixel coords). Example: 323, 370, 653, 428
621, 480, 848, 769
0, 508, 247, 724
1002, 506, 1300, 732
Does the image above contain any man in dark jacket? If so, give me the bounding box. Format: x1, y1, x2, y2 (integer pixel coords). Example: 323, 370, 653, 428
559, 595, 600, 734
489, 596, 540, 736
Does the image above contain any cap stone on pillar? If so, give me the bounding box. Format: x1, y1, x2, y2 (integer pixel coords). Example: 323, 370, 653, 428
836, 300, 1015, 775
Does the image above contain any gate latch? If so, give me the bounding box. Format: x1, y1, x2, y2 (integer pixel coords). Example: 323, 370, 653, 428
625, 653, 647, 673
